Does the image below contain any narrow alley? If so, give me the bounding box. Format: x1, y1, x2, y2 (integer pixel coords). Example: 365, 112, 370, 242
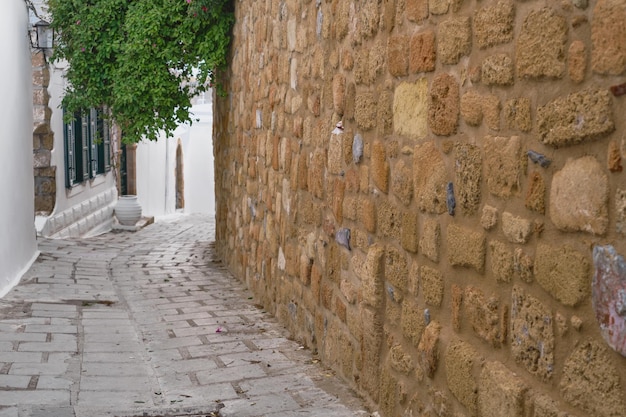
0, 214, 370, 417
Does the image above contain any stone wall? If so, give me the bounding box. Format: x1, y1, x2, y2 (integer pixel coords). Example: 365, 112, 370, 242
32, 50, 56, 215
213, 1, 626, 416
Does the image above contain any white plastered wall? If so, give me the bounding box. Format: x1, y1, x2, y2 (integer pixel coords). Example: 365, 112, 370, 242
136, 97, 215, 217
0, 0, 39, 297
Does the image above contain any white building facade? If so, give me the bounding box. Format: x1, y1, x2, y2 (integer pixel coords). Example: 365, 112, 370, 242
0, 0, 38, 296
30, 0, 119, 239
136, 97, 215, 218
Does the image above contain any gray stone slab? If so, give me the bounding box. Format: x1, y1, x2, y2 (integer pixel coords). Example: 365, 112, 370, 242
0, 375, 31, 389
9, 362, 69, 375
0, 352, 43, 363
80, 362, 151, 377
82, 342, 143, 353
25, 325, 76, 334
18, 341, 77, 352
219, 393, 301, 417
0, 407, 17, 417
21, 406, 76, 417
82, 352, 141, 363
78, 375, 152, 391
195, 363, 267, 385
37, 376, 73, 390
0, 333, 46, 342
76, 390, 154, 407
0, 390, 70, 406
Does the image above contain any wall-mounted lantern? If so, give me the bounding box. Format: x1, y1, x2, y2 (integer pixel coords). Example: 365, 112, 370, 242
31, 19, 54, 51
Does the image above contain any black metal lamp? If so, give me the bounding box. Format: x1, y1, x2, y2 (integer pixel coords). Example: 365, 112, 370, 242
33, 19, 54, 50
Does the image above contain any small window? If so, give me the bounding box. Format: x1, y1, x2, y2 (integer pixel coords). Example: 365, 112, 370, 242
63, 107, 111, 188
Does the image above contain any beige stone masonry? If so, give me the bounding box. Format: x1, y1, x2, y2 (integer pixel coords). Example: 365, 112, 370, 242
214, 1, 626, 416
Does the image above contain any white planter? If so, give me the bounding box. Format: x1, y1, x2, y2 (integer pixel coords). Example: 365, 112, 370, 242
115, 195, 142, 226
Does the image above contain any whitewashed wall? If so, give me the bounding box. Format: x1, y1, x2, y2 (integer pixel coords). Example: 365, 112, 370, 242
136, 99, 215, 217
0, 0, 38, 297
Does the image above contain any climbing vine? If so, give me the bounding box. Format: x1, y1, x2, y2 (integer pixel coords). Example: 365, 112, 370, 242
48, 0, 233, 143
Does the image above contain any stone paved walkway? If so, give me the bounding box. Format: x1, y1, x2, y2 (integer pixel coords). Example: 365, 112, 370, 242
0, 214, 371, 417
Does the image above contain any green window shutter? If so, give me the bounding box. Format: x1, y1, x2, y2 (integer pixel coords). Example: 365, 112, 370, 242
89, 108, 98, 178
63, 109, 76, 188
79, 112, 89, 182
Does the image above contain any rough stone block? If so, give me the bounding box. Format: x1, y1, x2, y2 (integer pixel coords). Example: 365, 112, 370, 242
617, 188, 626, 235
482, 54, 514, 86
608, 139, 622, 173
410, 30, 436, 73
514, 248, 534, 284
560, 340, 626, 417
420, 218, 441, 263
454, 143, 481, 216
516, 7, 567, 79
391, 159, 413, 206
308, 149, 326, 199
445, 340, 480, 415
401, 299, 426, 346
490, 240, 513, 283
417, 321, 442, 378
429, 0, 449, 15
474, 1, 515, 49
591, 0, 626, 75
481, 204, 497, 227
377, 89, 394, 135
361, 305, 383, 401
377, 198, 401, 239
355, 92, 377, 131
465, 286, 502, 347
537, 89, 614, 147
379, 369, 399, 417
525, 171, 545, 214
388, 35, 409, 77
333, 74, 346, 115
386, 245, 408, 291
359, 196, 376, 233
360, 244, 386, 308
550, 156, 609, 235
394, 79, 429, 140
332, 178, 345, 223
371, 140, 389, 193
532, 394, 567, 417
328, 133, 343, 175
413, 141, 447, 214
421, 266, 444, 306
389, 344, 415, 375
438, 17, 472, 65
482, 94, 501, 131
503, 98, 532, 132
429, 73, 459, 136
484, 135, 521, 198
406, 0, 429, 22
460, 90, 483, 126
510, 286, 555, 381
534, 243, 590, 306
401, 210, 419, 254
568, 40, 586, 83
447, 224, 486, 273
501, 211, 532, 244
369, 40, 386, 83
358, 0, 381, 39
479, 361, 528, 417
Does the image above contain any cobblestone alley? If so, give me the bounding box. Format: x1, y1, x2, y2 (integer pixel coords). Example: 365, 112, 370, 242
0, 214, 370, 417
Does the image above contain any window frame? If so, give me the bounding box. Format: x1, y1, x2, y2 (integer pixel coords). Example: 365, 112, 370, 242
63, 107, 112, 188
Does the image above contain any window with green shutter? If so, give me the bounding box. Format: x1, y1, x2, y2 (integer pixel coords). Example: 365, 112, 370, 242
63, 107, 112, 188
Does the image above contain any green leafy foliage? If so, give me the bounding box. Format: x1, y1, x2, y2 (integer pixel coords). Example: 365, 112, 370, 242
48, 0, 233, 143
